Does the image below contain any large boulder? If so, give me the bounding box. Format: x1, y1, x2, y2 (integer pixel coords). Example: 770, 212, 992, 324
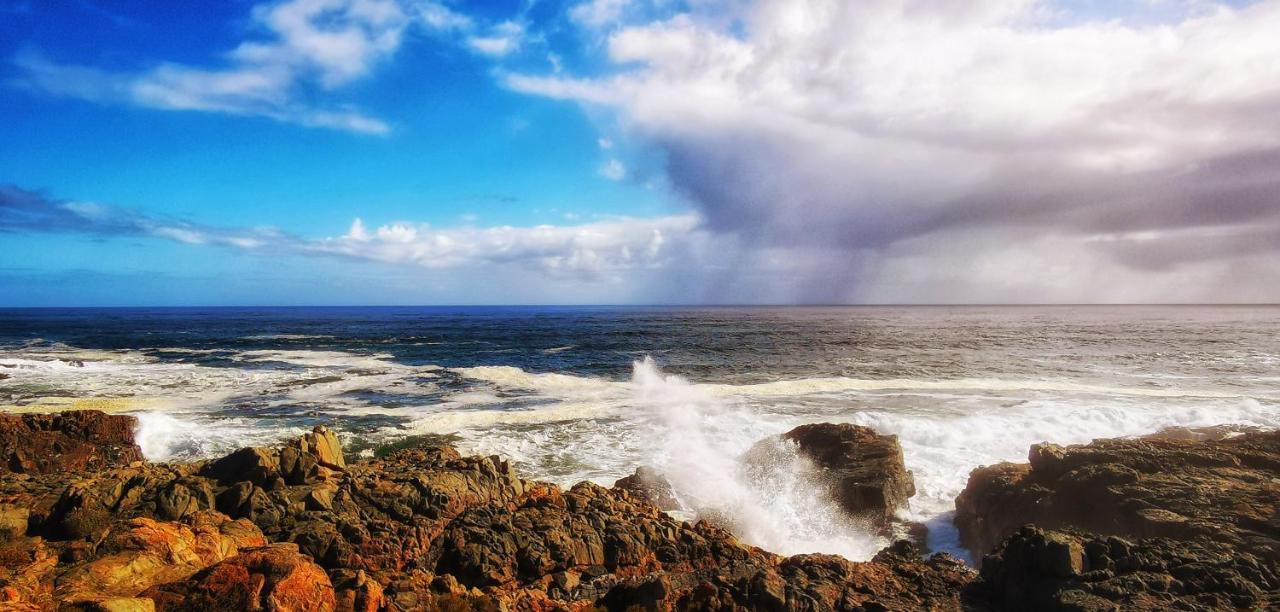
746, 423, 916, 531
954, 428, 1280, 561
0, 411, 144, 475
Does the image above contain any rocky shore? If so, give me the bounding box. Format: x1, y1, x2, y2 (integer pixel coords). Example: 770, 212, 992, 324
0, 413, 1274, 611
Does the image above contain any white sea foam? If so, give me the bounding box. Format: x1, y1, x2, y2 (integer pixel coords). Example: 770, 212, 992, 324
133, 411, 308, 461
428, 357, 1280, 563
8, 340, 1280, 565
451, 365, 627, 396
629, 357, 886, 560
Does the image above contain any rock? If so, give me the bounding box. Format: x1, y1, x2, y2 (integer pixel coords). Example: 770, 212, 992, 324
59, 598, 156, 612
0, 507, 29, 540
330, 569, 384, 612
979, 526, 1277, 610
0, 412, 144, 475
202, 447, 280, 486
53, 512, 266, 604
954, 429, 1280, 562
680, 547, 982, 611
297, 426, 345, 470
142, 543, 336, 611
0, 417, 985, 611
611, 467, 680, 511
746, 423, 916, 531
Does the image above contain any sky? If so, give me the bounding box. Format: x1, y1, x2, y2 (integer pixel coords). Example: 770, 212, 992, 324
1, 0, 1278, 305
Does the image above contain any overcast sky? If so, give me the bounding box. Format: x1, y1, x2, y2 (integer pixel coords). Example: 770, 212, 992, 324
2, 0, 1278, 305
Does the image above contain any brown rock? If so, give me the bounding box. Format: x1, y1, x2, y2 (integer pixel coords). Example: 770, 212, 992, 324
297, 426, 345, 470
0, 412, 144, 475
54, 512, 265, 603
954, 429, 1280, 561
612, 467, 680, 511
979, 526, 1277, 610
745, 423, 916, 531
142, 543, 335, 612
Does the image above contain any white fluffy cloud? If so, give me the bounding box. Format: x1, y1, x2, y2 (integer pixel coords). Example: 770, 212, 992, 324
509, 0, 1280, 301
317, 214, 699, 279
0, 185, 707, 285
467, 21, 525, 57
12, 0, 496, 134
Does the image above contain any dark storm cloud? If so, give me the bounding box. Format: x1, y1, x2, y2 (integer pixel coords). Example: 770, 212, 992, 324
507, 0, 1280, 300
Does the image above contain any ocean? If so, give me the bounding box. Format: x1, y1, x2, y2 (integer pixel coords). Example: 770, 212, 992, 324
2, 305, 1278, 563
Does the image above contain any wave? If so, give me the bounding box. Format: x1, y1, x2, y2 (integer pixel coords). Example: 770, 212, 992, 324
451, 366, 628, 396
451, 360, 1252, 401
443, 357, 1280, 562
241, 334, 337, 340
8, 342, 1280, 564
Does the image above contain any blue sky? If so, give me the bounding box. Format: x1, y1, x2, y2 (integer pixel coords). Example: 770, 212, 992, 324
2, 0, 1279, 305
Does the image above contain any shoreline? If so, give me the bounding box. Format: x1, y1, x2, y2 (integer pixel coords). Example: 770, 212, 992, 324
0, 410, 1274, 610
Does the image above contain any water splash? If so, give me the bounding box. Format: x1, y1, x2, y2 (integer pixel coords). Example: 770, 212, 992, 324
631, 356, 887, 560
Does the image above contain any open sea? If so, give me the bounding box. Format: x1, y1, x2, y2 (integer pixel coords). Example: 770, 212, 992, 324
2, 305, 1278, 562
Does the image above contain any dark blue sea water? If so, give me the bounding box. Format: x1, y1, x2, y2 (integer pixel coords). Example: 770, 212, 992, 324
2, 305, 1278, 561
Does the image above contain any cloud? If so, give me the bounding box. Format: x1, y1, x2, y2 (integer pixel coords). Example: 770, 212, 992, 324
466, 21, 525, 57
319, 213, 699, 279
599, 158, 627, 180
503, 0, 1280, 301
570, 0, 632, 28
0, 185, 705, 283
10, 0, 487, 134
0, 185, 282, 249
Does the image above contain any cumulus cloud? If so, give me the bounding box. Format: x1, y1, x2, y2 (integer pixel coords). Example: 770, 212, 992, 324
0, 185, 705, 283
11, 0, 490, 134
507, 0, 1280, 301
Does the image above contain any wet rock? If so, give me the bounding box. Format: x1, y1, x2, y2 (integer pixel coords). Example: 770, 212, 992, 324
612, 466, 680, 511
954, 429, 1280, 562
142, 543, 336, 611
746, 423, 916, 531
0, 412, 144, 475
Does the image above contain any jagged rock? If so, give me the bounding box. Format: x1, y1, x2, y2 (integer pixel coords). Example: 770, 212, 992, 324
0, 420, 981, 610
0, 511, 263, 610
678, 542, 981, 611
745, 423, 916, 531
954, 428, 1280, 561
979, 526, 1279, 610
10, 414, 1277, 611
297, 426, 345, 470
142, 543, 336, 611
0, 412, 144, 475
612, 466, 680, 511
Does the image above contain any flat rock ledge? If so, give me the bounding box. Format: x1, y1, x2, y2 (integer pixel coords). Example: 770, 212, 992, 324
956, 428, 1280, 610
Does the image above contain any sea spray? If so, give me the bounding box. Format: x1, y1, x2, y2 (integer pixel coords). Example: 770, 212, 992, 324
631, 356, 886, 560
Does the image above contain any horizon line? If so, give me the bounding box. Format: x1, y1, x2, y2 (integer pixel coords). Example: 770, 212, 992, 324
2, 303, 1280, 309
